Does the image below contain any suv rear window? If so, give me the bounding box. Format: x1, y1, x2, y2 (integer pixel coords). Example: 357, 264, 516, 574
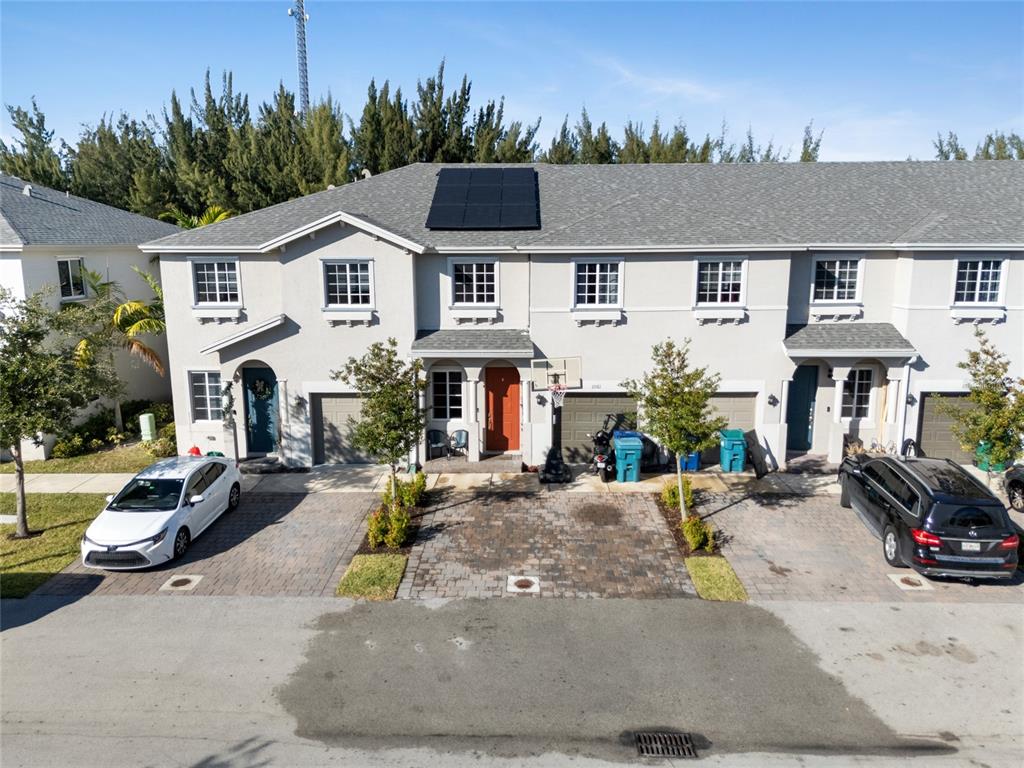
930, 505, 1009, 530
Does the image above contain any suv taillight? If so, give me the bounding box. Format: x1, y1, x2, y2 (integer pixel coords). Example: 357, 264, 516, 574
998, 533, 1019, 550
911, 528, 942, 547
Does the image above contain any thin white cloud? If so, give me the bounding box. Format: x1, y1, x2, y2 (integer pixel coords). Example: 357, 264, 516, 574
594, 57, 724, 103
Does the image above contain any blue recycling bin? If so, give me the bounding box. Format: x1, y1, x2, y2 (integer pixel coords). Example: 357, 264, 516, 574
679, 452, 700, 472
719, 429, 746, 473
614, 435, 643, 483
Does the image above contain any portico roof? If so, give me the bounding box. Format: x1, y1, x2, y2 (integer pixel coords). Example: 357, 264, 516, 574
782, 323, 916, 358
411, 328, 534, 358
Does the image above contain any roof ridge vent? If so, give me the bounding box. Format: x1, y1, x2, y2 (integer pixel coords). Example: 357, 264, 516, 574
22, 184, 32, 197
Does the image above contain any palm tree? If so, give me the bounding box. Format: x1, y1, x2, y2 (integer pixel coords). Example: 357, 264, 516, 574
113, 267, 166, 376
158, 204, 233, 229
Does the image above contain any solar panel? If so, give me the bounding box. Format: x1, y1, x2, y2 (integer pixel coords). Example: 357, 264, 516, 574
425, 167, 540, 230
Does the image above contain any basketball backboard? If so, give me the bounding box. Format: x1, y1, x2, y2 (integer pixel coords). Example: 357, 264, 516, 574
530, 357, 582, 391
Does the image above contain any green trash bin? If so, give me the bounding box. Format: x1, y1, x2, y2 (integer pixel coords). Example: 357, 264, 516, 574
975, 441, 1007, 472
614, 436, 643, 483
719, 429, 746, 473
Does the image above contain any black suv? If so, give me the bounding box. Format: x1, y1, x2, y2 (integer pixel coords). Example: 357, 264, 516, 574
839, 455, 1019, 580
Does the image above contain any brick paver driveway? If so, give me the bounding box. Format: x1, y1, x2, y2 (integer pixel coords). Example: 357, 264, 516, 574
399, 489, 694, 599
705, 492, 1024, 603
35, 492, 375, 597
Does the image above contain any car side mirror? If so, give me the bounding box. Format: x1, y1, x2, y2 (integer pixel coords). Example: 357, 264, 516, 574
105, 494, 114, 503
848, 465, 862, 476
189, 494, 205, 505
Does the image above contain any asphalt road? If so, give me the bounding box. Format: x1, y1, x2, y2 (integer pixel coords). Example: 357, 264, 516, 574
1, 595, 1020, 767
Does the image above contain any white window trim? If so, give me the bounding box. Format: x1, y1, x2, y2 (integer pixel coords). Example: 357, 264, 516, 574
809, 253, 865, 305
56, 256, 87, 301
948, 256, 1007, 324
447, 256, 500, 308
189, 256, 242, 310
571, 256, 624, 310
840, 366, 874, 423
691, 255, 749, 308
320, 258, 376, 310
429, 368, 466, 422
187, 369, 224, 424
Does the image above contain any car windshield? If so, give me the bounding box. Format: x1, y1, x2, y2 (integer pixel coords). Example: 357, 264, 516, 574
108, 478, 184, 511
930, 505, 1009, 530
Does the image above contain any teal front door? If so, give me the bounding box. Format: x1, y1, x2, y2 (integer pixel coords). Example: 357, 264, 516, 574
786, 364, 818, 452
243, 368, 278, 454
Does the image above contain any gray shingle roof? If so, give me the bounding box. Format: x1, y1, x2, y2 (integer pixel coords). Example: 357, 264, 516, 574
783, 323, 915, 353
412, 328, 534, 355
0, 174, 178, 247
144, 161, 1023, 251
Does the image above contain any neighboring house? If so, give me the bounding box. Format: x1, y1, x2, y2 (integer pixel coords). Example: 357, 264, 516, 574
1, 174, 178, 458
141, 162, 1022, 469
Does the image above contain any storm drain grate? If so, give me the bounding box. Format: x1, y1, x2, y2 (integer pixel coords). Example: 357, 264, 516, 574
635, 731, 697, 758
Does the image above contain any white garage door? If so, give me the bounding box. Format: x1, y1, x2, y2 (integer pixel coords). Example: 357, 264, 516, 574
312, 394, 371, 464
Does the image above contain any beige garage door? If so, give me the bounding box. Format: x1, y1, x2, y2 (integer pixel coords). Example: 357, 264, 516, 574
702, 393, 757, 463
560, 393, 637, 464
312, 394, 371, 464
918, 393, 973, 463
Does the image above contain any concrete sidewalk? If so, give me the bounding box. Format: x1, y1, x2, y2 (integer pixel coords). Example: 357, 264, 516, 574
0, 465, 841, 496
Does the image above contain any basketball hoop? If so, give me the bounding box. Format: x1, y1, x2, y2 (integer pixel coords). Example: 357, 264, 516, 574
548, 383, 567, 409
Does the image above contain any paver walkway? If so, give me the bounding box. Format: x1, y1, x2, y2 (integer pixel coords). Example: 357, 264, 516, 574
35, 492, 375, 597
705, 491, 1024, 603
399, 489, 694, 599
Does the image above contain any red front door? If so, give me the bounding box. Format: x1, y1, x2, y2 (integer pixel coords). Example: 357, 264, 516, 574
485, 367, 520, 452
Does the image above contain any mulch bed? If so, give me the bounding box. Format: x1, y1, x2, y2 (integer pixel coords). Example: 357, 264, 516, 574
654, 491, 718, 558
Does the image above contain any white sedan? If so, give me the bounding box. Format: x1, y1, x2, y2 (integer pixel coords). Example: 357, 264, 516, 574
81, 456, 241, 570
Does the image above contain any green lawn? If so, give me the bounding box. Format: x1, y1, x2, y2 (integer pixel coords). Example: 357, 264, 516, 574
335, 554, 408, 601
0, 443, 153, 475
685, 556, 749, 602
1, 493, 107, 598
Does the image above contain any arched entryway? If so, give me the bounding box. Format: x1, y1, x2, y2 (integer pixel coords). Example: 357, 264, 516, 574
483, 363, 521, 453
237, 361, 279, 455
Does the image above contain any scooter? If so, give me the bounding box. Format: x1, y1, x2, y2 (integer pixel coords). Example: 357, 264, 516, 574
586, 425, 616, 483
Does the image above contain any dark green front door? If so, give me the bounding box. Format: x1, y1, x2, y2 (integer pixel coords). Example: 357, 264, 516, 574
243, 367, 278, 454
786, 364, 818, 452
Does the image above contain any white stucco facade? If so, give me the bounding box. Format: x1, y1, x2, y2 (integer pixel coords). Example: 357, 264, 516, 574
153, 216, 1022, 470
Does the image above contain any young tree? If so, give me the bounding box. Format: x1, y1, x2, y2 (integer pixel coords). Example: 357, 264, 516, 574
0, 290, 116, 537
940, 328, 1024, 483
623, 339, 726, 515
333, 338, 427, 516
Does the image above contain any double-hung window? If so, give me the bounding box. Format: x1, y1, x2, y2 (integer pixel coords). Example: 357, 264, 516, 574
431, 371, 463, 419
192, 260, 239, 305
841, 368, 872, 419
954, 259, 1002, 304
452, 261, 496, 305
696, 260, 744, 304
57, 258, 86, 299
189, 371, 222, 421
813, 258, 859, 302
324, 261, 372, 306
574, 261, 620, 306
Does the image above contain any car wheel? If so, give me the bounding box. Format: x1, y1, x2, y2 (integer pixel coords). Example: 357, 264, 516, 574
839, 475, 852, 508
173, 527, 191, 560
883, 525, 905, 568
228, 483, 241, 511
1008, 481, 1024, 512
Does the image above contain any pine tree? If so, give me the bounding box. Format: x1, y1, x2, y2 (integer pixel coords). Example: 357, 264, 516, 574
351, 79, 383, 175
934, 131, 968, 160
576, 108, 616, 163
974, 131, 1024, 160
301, 95, 351, 193
0, 99, 68, 189
542, 117, 579, 163
618, 121, 649, 163
799, 121, 823, 162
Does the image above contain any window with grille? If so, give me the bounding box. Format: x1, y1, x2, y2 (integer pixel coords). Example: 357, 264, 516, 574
431, 371, 463, 419
57, 258, 86, 299
324, 261, 372, 306
189, 371, 223, 421
452, 262, 496, 304
954, 260, 1002, 304
841, 368, 872, 419
696, 261, 743, 304
813, 258, 859, 301
574, 261, 620, 305
193, 261, 239, 304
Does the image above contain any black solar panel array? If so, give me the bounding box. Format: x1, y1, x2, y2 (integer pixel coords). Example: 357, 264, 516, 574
425, 167, 540, 230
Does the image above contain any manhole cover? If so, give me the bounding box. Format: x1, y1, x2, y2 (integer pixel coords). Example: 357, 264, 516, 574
506, 575, 540, 594
887, 573, 934, 591
159, 575, 203, 592
900, 576, 922, 587
170, 578, 192, 587
635, 731, 697, 758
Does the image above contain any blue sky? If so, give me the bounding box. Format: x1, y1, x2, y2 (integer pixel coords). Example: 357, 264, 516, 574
2, 1, 1022, 161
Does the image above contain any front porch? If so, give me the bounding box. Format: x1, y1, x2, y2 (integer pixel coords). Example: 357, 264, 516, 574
422, 453, 524, 474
